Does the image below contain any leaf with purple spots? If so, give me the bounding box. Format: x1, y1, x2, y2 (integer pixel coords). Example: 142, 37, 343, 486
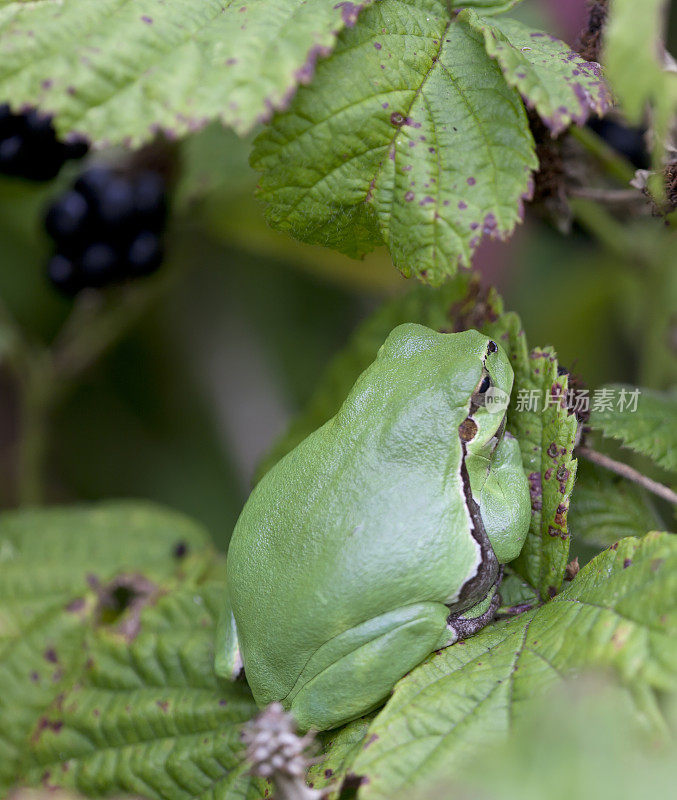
463, 9, 613, 136
477, 300, 579, 598
252, 0, 538, 284
0, 0, 374, 145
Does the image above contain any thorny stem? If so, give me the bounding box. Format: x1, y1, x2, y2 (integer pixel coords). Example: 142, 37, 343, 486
569, 124, 637, 186
578, 446, 677, 506
568, 187, 643, 203
51, 281, 165, 395
568, 197, 641, 260
16, 358, 53, 506
2, 275, 170, 506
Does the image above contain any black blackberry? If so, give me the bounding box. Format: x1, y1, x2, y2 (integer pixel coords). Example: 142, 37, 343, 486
47, 254, 82, 297
44, 190, 90, 241
587, 118, 650, 171
127, 231, 163, 276
44, 165, 169, 296
0, 104, 88, 182
80, 242, 121, 287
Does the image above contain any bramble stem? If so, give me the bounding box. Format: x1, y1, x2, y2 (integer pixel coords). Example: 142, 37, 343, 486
578, 446, 677, 506
569, 124, 637, 186
568, 197, 641, 259
16, 367, 51, 507
568, 187, 642, 203
4, 272, 171, 506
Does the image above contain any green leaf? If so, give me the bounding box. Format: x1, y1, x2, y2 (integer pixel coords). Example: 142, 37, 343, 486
19, 584, 264, 800
568, 460, 666, 548
308, 715, 375, 798
588, 385, 677, 474
252, 0, 538, 284
497, 569, 539, 613
396, 677, 677, 800
351, 532, 677, 800
451, 0, 524, 13
464, 10, 612, 135
0, 502, 218, 794
7, 790, 144, 800
0, 0, 374, 145
0, 501, 211, 642
504, 346, 577, 598
603, 0, 677, 166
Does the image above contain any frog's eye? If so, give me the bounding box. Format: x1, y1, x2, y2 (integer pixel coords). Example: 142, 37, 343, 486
470, 372, 492, 413
477, 375, 491, 394
487, 340, 498, 354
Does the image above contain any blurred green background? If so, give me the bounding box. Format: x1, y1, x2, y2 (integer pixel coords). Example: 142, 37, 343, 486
0, 0, 675, 548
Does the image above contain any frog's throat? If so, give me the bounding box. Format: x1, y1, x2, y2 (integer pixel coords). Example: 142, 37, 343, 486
448, 441, 500, 618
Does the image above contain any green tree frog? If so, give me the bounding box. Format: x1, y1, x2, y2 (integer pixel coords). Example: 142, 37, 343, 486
224, 324, 531, 731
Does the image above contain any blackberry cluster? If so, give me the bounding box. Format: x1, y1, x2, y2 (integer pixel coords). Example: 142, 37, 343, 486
0, 104, 88, 181
45, 167, 168, 296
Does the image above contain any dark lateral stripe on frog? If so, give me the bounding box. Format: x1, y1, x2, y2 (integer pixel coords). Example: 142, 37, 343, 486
447, 338, 502, 617
447, 445, 499, 618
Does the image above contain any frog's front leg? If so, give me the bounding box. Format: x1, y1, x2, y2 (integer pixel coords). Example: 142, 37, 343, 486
446, 567, 503, 641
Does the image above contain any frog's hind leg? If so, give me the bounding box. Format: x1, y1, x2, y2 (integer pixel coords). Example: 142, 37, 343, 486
285, 602, 451, 731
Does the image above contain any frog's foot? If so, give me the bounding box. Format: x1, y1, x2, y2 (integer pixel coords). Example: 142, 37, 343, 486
446, 567, 503, 641
446, 588, 501, 641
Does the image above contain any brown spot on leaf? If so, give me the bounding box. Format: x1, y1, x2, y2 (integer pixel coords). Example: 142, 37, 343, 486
173, 541, 189, 559
31, 717, 64, 744
65, 597, 86, 613
554, 502, 568, 526
342, 773, 368, 792
528, 472, 542, 512
557, 465, 570, 493
565, 557, 580, 581
547, 443, 563, 459
95, 573, 160, 640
